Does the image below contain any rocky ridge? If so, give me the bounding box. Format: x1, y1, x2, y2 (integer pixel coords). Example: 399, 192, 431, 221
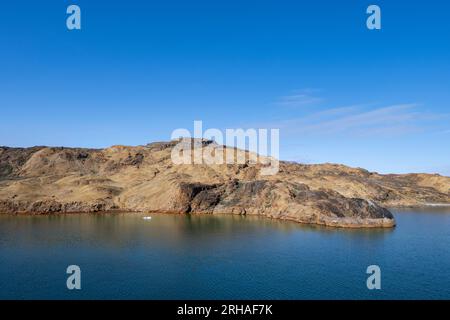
0, 140, 449, 228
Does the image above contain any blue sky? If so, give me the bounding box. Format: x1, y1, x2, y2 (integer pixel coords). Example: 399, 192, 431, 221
0, 0, 449, 174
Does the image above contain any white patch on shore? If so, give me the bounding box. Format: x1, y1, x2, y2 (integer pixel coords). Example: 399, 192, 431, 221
142, 216, 152, 220
423, 203, 450, 207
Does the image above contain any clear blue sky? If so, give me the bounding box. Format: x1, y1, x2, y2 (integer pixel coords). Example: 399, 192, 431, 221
1, 0, 449, 175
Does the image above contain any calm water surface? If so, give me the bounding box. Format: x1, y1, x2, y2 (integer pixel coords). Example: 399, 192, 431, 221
1, 209, 450, 299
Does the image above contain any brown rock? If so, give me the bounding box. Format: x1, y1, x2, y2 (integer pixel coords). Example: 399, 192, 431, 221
0, 141, 449, 228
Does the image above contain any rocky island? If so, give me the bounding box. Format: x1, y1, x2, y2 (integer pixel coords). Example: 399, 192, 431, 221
0, 140, 449, 228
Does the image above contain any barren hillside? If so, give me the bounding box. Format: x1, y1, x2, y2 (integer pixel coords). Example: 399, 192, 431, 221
0, 140, 448, 228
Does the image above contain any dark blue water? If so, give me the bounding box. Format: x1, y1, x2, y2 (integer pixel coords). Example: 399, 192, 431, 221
1, 209, 450, 299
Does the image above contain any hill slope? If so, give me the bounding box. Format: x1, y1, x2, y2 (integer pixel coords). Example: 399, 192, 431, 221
1, 140, 449, 228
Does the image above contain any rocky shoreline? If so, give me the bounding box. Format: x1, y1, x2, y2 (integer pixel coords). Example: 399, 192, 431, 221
0, 199, 396, 229
1, 140, 449, 228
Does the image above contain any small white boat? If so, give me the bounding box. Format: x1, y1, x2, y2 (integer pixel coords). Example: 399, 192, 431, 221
142, 216, 152, 220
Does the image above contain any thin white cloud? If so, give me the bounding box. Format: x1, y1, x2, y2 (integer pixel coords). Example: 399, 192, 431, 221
274, 89, 323, 107
264, 103, 440, 137
298, 104, 419, 134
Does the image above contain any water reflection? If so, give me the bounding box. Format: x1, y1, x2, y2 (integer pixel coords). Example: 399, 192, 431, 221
1, 209, 450, 299
0, 212, 394, 250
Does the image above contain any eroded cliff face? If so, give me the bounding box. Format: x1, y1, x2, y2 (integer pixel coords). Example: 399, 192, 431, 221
0, 141, 448, 228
